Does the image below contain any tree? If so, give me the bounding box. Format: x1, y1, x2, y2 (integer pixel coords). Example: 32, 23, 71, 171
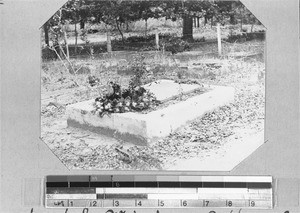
44, 0, 260, 56
182, 14, 193, 41
231, 2, 253, 30
62, 0, 92, 53
183, 2, 209, 40
134, 1, 162, 36
43, 21, 50, 46
89, 1, 130, 42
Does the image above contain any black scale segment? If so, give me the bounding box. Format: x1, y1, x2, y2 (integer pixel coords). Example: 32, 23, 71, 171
96, 194, 105, 199
224, 182, 247, 188
180, 182, 203, 188
135, 182, 158, 188
105, 194, 148, 199
90, 182, 113, 187
158, 182, 180, 187
112, 181, 135, 187
69, 182, 90, 187
247, 182, 272, 189
202, 182, 225, 188
47, 187, 96, 194
46, 182, 69, 188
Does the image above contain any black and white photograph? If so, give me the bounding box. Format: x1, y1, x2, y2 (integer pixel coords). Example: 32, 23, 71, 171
2, 0, 300, 212
40, 0, 266, 171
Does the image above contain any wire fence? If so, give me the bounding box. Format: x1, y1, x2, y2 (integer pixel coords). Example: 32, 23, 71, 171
42, 30, 265, 61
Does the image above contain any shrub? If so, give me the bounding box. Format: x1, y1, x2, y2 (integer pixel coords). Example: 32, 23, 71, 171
128, 54, 149, 87
93, 82, 158, 117
42, 47, 57, 61
226, 31, 265, 43
124, 33, 174, 43
160, 37, 191, 54
94, 53, 158, 116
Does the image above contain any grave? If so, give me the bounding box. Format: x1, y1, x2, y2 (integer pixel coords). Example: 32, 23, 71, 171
142, 80, 202, 102
173, 51, 219, 63
177, 59, 223, 71
191, 59, 223, 68
66, 80, 234, 145
95, 51, 172, 61
226, 51, 262, 59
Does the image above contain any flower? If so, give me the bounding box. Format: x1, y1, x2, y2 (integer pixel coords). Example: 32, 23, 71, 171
104, 103, 111, 110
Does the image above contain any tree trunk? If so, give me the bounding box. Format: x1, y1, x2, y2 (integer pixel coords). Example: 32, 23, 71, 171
204, 16, 208, 25
240, 11, 243, 30
44, 22, 49, 46
182, 15, 193, 41
75, 23, 78, 55
230, 14, 235, 25
80, 19, 85, 29
116, 20, 124, 43
145, 19, 148, 37
126, 21, 129, 32
55, 43, 60, 59
107, 30, 112, 53
197, 17, 200, 28
61, 22, 70, 60
57, 9, 69, 59
240, 19, 243, 31
63, 30, 70, 59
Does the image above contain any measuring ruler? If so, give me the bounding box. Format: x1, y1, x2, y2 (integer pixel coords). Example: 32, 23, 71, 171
45, 175, 272, 209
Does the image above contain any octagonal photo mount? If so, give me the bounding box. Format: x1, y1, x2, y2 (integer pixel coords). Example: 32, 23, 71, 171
40, 0, 266, 171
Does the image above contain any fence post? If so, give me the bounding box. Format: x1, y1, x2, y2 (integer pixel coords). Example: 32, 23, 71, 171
107, 31, 112, 53
155, 31, 159, 50
217, 23, 222, 56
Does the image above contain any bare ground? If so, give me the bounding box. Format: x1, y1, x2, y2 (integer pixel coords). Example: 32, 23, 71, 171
41, 42, 265, 170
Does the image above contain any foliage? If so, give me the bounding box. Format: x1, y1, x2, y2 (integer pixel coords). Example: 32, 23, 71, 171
128, 54, 149, 87
62, 0, 92, 24
124, 33, 174, 43
226, 31, 265, 43
93, 53, 158, 116
94, 83, 158, 117
44, 0, 263, 47
232, 2, 261, 27
42, 47, 58, 60
42, 0, 264, 60
160, 37, 191, 54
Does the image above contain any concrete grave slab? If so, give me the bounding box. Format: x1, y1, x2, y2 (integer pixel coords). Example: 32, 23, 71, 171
143, 80, 202, 102
173, 51, 219, 63
226, 51, 262, 58
180, 59, 223, 71
192, 59, 223, 67
66, 81, 234, 145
